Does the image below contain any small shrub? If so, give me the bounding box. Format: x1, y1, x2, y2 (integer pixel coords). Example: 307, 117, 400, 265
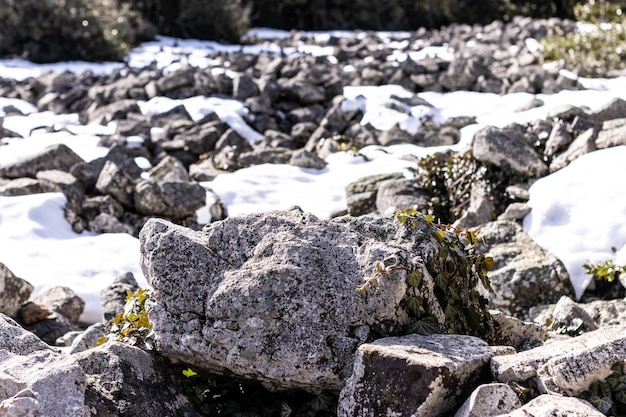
174, 0, 250, 43
583, 260, 626, 283
541, 1, 626, 76
98, 288, 155, 350
0, 0, 155, 63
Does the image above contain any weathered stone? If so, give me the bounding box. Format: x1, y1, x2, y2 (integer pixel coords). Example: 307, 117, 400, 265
454, 383, 521, 417
68, 322, 108, 354
0, 177, 43, 196
289, 149, 328, 169
375, 177, 432, 216
588, 97, 626, 122
189, 158, 228, 182
546, 104, 588, 122
548, 295, 598, 333
233, 73, 260, 100
239, 148, 293, 167
454, 181, 495, 228
74, 341, 200, 417
156, 66, 195, 93
338, 334, 508, 417
88, 213, 135, 234
173, 120, 227, 155
497, 202, 532, 222
497, 395, 605, 417
18, 301, 53, 325
543, 121, 572, 157
24, 311, 81, 345
134, 179, 206, 219
87, 99, 141, 124
212, 128, 253, 171
95, 160, 137, 208
82, 195, 124, 221
30, 286, 85, 324
149, 155, 190, 183
492, 325, 626, 396
0, 315, 86, 415
489, 310, 548, 352
0, 262, 33, 318
0, 143, 84, 179
140, 210, 494, 392
100, 272, 139, 323
472, 126, 548, 177
36, 169, 85, 204
344, 172, 405, 216
475, 220, 575, 319
549, 127, 597, 172
596, 119, 626, 149
279, 77, 325, 104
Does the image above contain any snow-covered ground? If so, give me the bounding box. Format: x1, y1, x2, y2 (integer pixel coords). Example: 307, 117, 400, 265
1, 31, 625, 323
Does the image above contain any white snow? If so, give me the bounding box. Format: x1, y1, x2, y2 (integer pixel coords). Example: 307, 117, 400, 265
1, 32, 626, 324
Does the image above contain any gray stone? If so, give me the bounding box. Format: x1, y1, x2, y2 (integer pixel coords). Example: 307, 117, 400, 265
489, 311, 548, 352
345, 172, 406, 216
472, 126, 548, 177
0, 315, 86, 416
0, 143, 84, 179
543, 121, 572, 157
156, 66, 195, 93
454, 181, 496, 228
233, 73, 260, 100
140, 210, 494, 391
289, 149, 328, 169
88, 213, 135, 234
69, 322, 108, 354
212, 128, 253, 171
149, 155, 190, 183
279, 77, 325, 104
475, 220, 575, 319
589, 97, 626, 122
100, 272, 139, 323
24, 311, 81, 345
596, 118, 626, 149
0, 177, 43, 196
454, 383, 521, 417
375, 177, 432, 216
0, 262, 33, 318
87, 99, 141, 124
36, 169, 85, 204
548, 295, 598, 333
338, 334, 507, 417
549, 127, 597, 172
95, 160, 137, 208
74, 341, 199, 417
497, 202, 531, 222
492, 325, 626, 396
133, 179, 206, 219
497, 395, 605, 417
31, 286, 85, 324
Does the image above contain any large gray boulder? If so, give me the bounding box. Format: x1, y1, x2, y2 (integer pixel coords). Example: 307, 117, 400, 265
0, 314, 86, 416
0, 143, 85, 179
140, 209, 494, 392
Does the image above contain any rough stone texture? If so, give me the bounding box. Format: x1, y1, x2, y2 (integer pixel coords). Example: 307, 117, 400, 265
475, 220, 575, 319
345, 172, 405, 216
74, 341, 199, 417
69, 322, 108, 354
491, 325, 626, 396
489, 311, 548, 352
588, 97, 626, 122
596, 118, 626, 149
0, 177, 43, 196
140, 209, 493, 392
337, 334, 507, 417
495, 394, 605, 417
100, 272, 139, 322
472, 126, 548, 177
375, 177, 432, 216
24, 311, 81, 345
0, 314, 86, 416
497, 202, 531, 222
133, 179, 207, 219
543, 121, 572, 157
0, 143, 85, 179
549, 295, 598, 333
30, 285, 86, 324
95, 160, 137, 208
454, 181, 495, 228
454, 383, 521, 417
549, 127, 597, 172
0, 262, 33, 318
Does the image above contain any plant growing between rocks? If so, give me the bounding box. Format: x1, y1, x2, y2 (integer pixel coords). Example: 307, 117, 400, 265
98, 287, 155, 350
358, 208, 496, 341
580, 361, 626, 416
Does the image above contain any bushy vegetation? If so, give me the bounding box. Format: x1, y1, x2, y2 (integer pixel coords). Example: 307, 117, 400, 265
0, 0, 155, 63
541, 0, 626, 76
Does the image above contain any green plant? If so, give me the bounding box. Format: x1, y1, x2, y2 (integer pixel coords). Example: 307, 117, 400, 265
580, 361, 626, 416
583, 260, 626, 283
359, 208, 495, 340
98, 288, 155, 350
541, 1, 626, 76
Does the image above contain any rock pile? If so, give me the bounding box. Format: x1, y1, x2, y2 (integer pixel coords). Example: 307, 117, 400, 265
1, 16, 626, 417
